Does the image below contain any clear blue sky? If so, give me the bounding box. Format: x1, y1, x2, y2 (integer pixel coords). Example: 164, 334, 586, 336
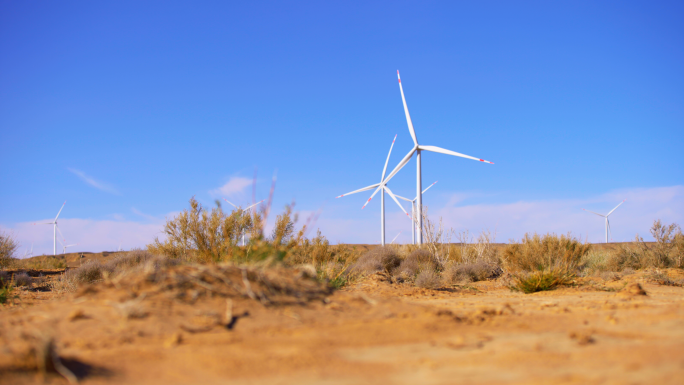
1, 1, 682, 254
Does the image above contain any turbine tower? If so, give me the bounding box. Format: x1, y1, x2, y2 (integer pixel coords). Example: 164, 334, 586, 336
583, 200, 625, 243
223, 198, 265, 246
33, 201, 66, 256
395, 181, 438, 244
337, 134, 410, 245
362, 71, 494, 244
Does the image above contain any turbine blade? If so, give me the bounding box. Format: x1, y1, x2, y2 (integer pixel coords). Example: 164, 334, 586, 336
33, 222, 53, 225
223, 198, 238, 209
382, 147, 417, 187
582, 208, 605, 217
390, 231, 402, 244
54, 201, 66, 221
244, 200, 265, 211
394, 194, 413, 202
397, 71, 419, 146
56, 225, 66, 246
607, 219, 612, 241
422, 180, 438, 194
381, 134, 397, 182
384, 186, 410, 217
607, 200, 625, 216
337, 183, 381, 198
361, 185, 383, 209
418, 145, 494, 164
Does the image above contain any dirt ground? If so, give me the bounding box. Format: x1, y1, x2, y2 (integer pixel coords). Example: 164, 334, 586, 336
1, 268, 683, 385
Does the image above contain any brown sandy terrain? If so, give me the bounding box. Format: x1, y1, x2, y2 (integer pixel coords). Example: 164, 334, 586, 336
1, 265, 683, 385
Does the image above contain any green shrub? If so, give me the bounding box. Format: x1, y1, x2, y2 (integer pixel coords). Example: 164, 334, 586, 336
511, 266, 575, 294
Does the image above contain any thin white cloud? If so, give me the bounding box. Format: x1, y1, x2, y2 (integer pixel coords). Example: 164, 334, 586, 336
132, 207, 160, 222
68, 168, 120, 195
318, 185, 684, 244
209, 176, 253, 198
3, 218, 166, 256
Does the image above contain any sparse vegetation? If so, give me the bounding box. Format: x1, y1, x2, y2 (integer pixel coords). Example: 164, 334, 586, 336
0, 231, 19, 268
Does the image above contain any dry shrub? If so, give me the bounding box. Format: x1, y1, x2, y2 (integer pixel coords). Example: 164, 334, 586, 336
148, 197, 262, 262
609, 220, 684, 271
105, 263, 332, 306
503, 233, 590, 272
0, 271, 10, 287
395, 249, 440, 278
415, 269, 440, 289
443, 261, 502, 285
646, 270, 682, 286
67, 261, 112, 284
351, 246, 401, 276
14, 272, 32, 287
0, 231, 19, 268
103, 249, 160, 273
450, 229, 499, 265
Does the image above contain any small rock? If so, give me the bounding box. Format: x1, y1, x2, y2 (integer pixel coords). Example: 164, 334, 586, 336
67, 309, 87, 321
569, 331, 595, 345
621, 283, 647, 296
164, 332, 183, 348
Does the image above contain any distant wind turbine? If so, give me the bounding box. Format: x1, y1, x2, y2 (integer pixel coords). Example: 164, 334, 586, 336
223, 198, 265, 246
22, 243, 34, 259
395, 181, 438, 244
583, 200, 625, 243
32, 201, 66, 256
59, 239, 78, 254
362, 71, 494, 245
336, 134, 411, 245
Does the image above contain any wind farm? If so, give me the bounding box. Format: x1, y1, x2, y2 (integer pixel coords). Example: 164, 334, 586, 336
1, 2, 683, 384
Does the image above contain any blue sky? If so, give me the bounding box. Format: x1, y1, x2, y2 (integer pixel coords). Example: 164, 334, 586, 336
1, 1, 682, 254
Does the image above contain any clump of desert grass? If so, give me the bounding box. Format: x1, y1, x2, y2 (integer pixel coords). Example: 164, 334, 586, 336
502, 232, 589, 293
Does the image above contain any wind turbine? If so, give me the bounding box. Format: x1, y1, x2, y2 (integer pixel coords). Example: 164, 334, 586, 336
583, 200, 625, 243
336, 134, 411, 245
362, 71, 494, 244
395, 181, 438, 244
223, 198, 265, 246
59, 238, 78, 254
32, 201, 66, 256
22, 243, 34, 259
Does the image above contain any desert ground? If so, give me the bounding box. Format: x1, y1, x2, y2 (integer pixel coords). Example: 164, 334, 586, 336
1, 248, 683, 385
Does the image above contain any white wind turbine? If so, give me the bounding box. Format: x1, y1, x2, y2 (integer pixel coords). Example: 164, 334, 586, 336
336, 134, 411, 245
394, 181, 438, 244
59, 238, 78, 254
22, 243, 34, 259
223, 198, 265, 246
32, 201, 66, 256
362, 71, 494, 244
583, 200, 625, 243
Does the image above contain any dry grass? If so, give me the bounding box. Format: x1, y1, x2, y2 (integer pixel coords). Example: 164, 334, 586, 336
503, 233, 590, 272
13, 272, 32, 287
0, 231, 19, 268
415, 269, 440, 289
511, 266, 576, 294
442, 261, 502, 285
351, 246, 401, 276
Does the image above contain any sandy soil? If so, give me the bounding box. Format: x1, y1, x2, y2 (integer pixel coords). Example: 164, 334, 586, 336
1, 268, 683, 385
